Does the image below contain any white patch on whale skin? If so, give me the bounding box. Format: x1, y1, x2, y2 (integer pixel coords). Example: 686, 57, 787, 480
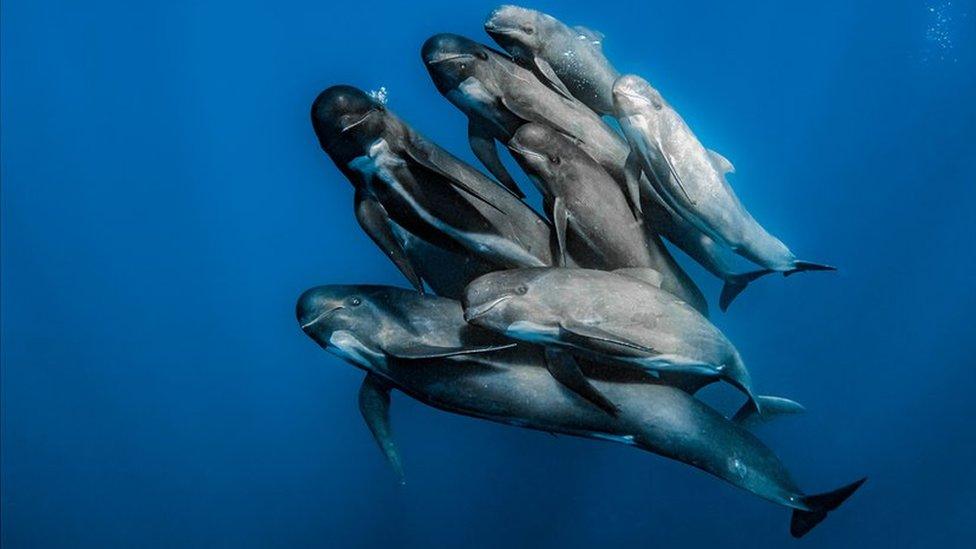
451, 77, 499, 120
327, 330, 385, 370
505, 320, 559, 344
588, 432, 636, 445
727, 456, 748, 480
348, 139, 405, 180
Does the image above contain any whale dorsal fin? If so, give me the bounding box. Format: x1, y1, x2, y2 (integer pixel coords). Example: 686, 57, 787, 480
707, 149, 735, 174
613, 267, 663, 288
573, 25, 605, 46
358, 373, 404, 484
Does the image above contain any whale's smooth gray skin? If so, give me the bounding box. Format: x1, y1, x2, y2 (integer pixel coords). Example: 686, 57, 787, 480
507, 123, 708, 313
614, 75, 835, 275
485, 5, 620, 115
462, 267, 759, 411
385, 215, 495, 299
422, 35, 753, 312
421, 33, 631, 206
311, 85, 554, 292
297, 285, 865, 538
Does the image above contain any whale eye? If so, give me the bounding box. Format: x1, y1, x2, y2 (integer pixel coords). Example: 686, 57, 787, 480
476, 50, 488, 61
548, 154, 561, 165
515, 285, 528, 295
349, 297, 362, 307
522, 25, 535, 35
653, 101, 663, 111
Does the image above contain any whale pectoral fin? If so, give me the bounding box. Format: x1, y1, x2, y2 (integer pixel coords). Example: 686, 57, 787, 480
354, 190, 425, 294
654, 136, 696, 205
467, 121, 524, 198
559, 321, 656, 356
623, 150, 645, 220
386, 341, 517, 360
731, 395, 805, 429
531, 56, 575, 102
545, 348, 619, 416
403, 133, 511, 213
358, 373, 405, 484
551, 197, 569, 267
707, 149, 735, 174
613, 268, 663, 288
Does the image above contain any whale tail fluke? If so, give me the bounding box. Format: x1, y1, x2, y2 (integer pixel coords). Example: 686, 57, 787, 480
784, 261, 837, 277
790, 477, 867, 538
719, 269, 775, 311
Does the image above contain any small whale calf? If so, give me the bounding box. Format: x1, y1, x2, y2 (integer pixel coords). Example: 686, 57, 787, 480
461, 267, 756, 412
299, 4, 862, 539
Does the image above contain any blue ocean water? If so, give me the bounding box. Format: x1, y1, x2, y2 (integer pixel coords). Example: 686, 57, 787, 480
2, 0, 974, 547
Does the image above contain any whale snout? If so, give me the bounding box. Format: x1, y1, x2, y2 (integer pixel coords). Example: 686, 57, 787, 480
422, 33, 474, 65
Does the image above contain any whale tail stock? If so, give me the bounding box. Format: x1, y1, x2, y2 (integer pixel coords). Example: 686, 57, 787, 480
790, 477, 867, 538
719, 269, 775, 311
783, 261, 837, 277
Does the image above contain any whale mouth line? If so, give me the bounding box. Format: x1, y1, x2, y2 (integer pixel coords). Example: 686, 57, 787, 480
301, 306, 344, 330
614, 89, 649, 104
465, 295, 513, 322
484, 26, 519, 36
427, 53, 474, 65
340, 110, 378, 133
507, 145, 545, 161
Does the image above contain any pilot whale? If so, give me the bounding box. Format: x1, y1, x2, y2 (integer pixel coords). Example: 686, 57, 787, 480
614, 75, 835, 275
297, 285, 865, 538
485, 5, 620, 115
507, 123, 707, 314
462, 267, 758, 413
311, 85, 555, 293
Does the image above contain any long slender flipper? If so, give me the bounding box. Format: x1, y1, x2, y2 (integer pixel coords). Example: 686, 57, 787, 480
622, 150, 645, 220
531, 56, 575, 102
386, 341, 516, 361
358, 373, 404, 484
468, 120, 524, 198
558, 321, 656, 357
654, 136, 696, 205
551, 197, 569, 267
545, 348, 619, 416
402, 133, 510, 214
613, 267, 663, 288
354, 189, 424, 294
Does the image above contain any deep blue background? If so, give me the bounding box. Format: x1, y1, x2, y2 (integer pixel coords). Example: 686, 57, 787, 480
3, 1, 974, 547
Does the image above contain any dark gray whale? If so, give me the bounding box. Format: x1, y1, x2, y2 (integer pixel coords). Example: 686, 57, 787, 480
297, 285, 865, 538
311, 85, 554, 295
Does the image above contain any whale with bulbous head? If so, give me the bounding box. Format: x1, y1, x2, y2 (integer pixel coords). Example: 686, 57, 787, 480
614, 74, 836, 275
297, 284, 865, 538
